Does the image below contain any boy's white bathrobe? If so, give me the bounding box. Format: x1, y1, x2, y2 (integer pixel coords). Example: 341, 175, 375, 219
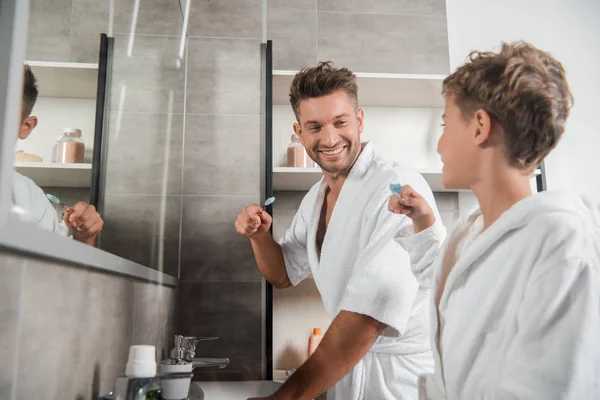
279, 143, 437, 399
395, 191, 600, 399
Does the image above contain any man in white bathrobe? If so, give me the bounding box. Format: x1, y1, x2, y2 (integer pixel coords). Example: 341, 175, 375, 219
236, 62, 438, 399
389, 42, 600, 399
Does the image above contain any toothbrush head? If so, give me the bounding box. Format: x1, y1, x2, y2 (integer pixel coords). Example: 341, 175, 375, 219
46, 194, 60, 204
389, 183, 402, 193
264, 197, 276, 207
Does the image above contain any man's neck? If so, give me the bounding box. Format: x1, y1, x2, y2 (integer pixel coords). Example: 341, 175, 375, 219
321, 143, 364, 197
472, 167, 533, 230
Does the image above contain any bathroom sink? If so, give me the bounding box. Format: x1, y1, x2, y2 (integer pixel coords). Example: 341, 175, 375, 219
190, 381, 281, 399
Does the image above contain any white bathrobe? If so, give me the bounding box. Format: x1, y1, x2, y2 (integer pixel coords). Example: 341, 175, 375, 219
279, 143, 437, 400
395, 191, 600, 400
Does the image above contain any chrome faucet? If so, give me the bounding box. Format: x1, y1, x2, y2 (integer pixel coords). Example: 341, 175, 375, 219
174, 335, 230, 370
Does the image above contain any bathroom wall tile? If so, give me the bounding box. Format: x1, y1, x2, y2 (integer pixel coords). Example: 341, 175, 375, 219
272, 191, 306, 241
133, 281, 177, 361
112, 0, 183, 35
268, 9, 318, 70
317, 0, 446, 16
100, 194, 181, 277
110, 34, 186, 114
318, 12, 450, 74
186, 38, 261, 115
105, 112, 184, 196
70, 0, 109, 63
180, 195, 262, 282
183, 114, 260, 196
16, 259, 135, 399
268, 0, 316, 11
0, 252, 23, 400
187, 0, 262, 39
26, 0, 72, 62
177, 282, 264, 380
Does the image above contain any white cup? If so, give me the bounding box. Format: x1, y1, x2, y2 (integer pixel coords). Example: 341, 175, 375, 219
159, 362, 193, 400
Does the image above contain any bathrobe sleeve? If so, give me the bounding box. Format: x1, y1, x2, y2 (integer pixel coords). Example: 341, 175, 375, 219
338, 185, 429, 337
278, 206, 311, 286
394, 219, 447, 288
490, 257, 600, 399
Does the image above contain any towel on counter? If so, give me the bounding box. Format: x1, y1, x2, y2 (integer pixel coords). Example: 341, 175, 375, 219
396, 191, 600, 400
279, 142, 438, 399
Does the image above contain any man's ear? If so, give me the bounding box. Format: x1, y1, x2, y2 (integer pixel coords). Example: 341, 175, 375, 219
472, 109, 492, 146
293, 122, 303, 142
357, 108, 365, 134
19, 116, 37, 140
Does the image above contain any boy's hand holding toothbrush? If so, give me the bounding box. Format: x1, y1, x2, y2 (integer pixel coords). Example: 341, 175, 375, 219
388, 184, 436, 234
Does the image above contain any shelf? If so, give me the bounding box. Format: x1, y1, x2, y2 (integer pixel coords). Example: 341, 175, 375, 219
26, 61, 99, 99
273, 70, 446, 108
14, 162, 92, 188
273, 167, 542, 193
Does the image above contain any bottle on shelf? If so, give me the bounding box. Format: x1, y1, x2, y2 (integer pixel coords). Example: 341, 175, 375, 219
287, 134, 312, 168
56, 128, 85, 164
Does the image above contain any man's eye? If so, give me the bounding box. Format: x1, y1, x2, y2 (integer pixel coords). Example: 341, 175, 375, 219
309, 126, 320, 131
336, 121, 347, 126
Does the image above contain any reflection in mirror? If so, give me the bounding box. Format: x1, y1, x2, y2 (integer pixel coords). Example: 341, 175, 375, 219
9, 0, 187, 277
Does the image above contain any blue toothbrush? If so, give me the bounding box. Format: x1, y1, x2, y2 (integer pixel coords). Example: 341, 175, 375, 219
46, 193, 72, 210
389, 183, 403, 200
259, 196, 276, 214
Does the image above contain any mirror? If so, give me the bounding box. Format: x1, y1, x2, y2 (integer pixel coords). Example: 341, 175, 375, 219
9, 0, 187, 277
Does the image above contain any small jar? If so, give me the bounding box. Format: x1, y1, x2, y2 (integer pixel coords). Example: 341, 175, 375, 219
287, 134, 311, 168
56, 128, 85, 163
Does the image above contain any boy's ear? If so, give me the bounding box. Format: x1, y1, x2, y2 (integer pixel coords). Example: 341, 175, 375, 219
19, 116, 37, 140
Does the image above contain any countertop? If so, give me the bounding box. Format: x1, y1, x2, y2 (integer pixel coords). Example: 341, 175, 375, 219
191, 381, 282, 399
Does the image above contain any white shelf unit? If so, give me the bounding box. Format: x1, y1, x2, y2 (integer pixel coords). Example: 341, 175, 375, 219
273, 70, 446, 108
15, 162, 93, 188
273, 167, 542, 193
26, 61, 99, 99
273, 167, 457, 192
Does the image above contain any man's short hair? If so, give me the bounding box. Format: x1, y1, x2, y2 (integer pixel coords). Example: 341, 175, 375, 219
289, 61, 358, 121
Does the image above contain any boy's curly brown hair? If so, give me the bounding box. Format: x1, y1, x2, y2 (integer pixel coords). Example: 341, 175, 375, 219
443, 41, 573, 170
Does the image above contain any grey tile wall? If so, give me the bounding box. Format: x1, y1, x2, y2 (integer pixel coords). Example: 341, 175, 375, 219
105, 112, 184, 196
317, 0, 447, 16
26, 0, 183, 63
267, 0, 316, 11
100, 194, 181, 277
180, 196, 262, 282
110, 34, 186, 114
186, 38, 262, 115
178, 8, 265, 381
0, 253, 23, 400
266, 0, 450, 73
318, 12, 450, 74
178, 282, 264, 381
267, 8, 318, 70
183, 114, 260, 196
187, 0, 262, 39
0, 249, 176, 400
26, 0, 72, 62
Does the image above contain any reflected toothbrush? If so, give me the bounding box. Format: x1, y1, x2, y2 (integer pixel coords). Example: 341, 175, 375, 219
46, 194, 72, 210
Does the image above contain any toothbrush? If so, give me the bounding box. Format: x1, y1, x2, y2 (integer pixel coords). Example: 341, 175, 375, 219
46, 194, 72, 210
389, 183, 403, 201
259, 196, 276, 214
